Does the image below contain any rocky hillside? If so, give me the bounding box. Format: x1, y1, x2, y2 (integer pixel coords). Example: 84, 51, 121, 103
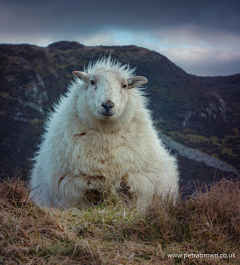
199, 73, 240, 133
0, 41, 239, 193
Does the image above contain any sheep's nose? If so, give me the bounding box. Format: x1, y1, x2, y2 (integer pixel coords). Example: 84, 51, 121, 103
102, 100, 115, 112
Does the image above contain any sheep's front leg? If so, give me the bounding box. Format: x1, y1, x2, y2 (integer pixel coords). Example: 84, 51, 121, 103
126, 172, 163, 210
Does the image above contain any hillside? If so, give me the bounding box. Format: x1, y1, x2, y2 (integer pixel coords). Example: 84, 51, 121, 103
198, 73, 240, 133
0, 41, 239, 192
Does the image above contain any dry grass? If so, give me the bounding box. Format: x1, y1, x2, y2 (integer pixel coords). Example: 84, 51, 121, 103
0, 177, 239, 264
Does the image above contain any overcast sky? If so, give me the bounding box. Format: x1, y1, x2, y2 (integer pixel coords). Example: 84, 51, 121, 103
1, 0, 240, 76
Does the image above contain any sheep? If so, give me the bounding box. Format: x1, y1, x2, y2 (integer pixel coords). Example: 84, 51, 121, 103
30, 57, 179, 209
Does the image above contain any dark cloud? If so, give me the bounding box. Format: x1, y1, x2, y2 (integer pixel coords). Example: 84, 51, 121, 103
0, 0, 239, 75
1, 0, 240, 35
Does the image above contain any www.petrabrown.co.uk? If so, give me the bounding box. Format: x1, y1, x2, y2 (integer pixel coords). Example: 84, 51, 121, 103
167, 253, 236, 259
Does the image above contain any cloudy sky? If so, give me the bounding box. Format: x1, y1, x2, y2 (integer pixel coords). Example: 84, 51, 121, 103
1, 0, 240, 76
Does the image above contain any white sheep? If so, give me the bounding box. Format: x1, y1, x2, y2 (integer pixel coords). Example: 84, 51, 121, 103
30, 57, 179, 209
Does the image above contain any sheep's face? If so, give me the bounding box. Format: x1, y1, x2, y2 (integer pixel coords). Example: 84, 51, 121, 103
73, 70, 147, 121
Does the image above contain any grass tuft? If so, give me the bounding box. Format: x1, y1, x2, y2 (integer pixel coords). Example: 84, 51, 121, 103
0, 177, 239, 264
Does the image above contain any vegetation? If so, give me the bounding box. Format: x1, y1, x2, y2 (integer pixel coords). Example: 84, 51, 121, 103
164, 128, 240, 167
0, 177, 239, 264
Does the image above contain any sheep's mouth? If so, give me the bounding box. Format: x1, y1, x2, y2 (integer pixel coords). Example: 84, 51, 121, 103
102, 113, 114, 116
99, 111, 115, 119
101, 112, 114, 117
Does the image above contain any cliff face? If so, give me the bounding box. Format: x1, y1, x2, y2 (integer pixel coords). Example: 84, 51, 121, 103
0, 41, 239, 192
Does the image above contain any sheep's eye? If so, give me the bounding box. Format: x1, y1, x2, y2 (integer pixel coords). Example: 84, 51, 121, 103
122, 84, 127, 89
90, 80, 95, 85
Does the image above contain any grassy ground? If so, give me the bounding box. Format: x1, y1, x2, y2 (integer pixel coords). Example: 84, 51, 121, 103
0, 177, 239, 264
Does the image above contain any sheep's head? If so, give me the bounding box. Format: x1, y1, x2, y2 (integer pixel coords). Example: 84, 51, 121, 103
73, 69, 147, 121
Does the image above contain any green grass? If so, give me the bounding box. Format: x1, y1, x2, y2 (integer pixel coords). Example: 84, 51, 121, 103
0, 177, 239, 264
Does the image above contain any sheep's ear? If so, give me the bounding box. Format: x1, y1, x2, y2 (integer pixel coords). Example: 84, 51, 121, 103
72, 71, 89, 83
127, 76, 148, 89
